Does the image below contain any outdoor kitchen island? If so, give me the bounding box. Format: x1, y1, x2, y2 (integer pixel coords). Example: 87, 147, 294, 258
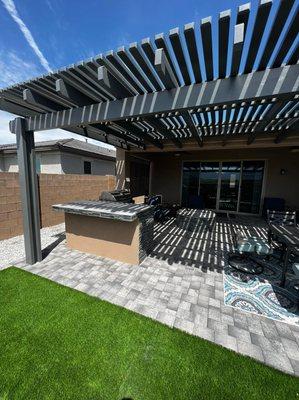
53, 200, 154, 265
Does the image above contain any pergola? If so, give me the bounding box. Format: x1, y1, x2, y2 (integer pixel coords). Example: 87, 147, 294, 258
0, 0, 298, 264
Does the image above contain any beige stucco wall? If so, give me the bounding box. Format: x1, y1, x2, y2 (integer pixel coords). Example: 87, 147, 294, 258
65, 213, 140, 264
128, 147, 299, 210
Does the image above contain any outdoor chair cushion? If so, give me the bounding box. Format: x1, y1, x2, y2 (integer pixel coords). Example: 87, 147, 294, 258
235, 231, 272, 255
292, 263, 299, 277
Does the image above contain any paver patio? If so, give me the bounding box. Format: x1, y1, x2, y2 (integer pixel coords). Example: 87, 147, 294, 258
14, 217, 299, 376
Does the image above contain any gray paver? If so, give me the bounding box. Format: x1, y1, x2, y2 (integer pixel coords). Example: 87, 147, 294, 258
11, 217, 299, 376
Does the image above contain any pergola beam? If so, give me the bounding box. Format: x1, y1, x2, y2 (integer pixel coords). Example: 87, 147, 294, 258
23, 88, 65, 112
154, 48, 179, 90
18, 64, 299, 134
98, 66, 131, 99
55, 79, 94, 106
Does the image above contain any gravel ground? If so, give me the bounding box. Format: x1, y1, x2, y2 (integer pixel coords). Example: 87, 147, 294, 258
0, 223, 65, 268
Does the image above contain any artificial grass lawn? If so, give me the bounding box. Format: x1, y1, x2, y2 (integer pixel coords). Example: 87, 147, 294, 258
0, 268, 298, 400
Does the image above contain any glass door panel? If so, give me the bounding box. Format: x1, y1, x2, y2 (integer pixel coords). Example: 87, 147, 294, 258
219, 162, 241, 211
182, 162, 200, 207
239, 161, 265, 214
199, 162, 219, 209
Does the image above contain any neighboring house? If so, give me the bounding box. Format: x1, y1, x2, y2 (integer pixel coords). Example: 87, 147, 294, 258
0, 139, 116, 175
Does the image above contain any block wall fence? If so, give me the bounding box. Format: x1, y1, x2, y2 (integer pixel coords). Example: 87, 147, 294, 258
0, 173, 116, 240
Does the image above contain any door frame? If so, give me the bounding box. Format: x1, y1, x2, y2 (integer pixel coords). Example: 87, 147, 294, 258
180, 158, 267, 216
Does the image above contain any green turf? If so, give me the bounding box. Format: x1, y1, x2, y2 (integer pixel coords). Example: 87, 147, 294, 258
0, 267, 298, 400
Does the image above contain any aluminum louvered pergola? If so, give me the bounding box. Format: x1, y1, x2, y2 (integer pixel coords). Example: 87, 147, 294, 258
1, 0, 298, 263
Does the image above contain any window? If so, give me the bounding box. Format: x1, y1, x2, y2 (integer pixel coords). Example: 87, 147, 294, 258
84, 161, 91, 174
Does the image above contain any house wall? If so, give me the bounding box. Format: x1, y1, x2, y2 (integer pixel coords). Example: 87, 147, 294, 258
2, 154, 18, 172
0, 152, 62, 173
0, 150, 115, 175
0, 172, 116, 240
39, 152, 62, 174
0, 156, 4, 172
60, 152, 115, 175
128, 147, 299, 210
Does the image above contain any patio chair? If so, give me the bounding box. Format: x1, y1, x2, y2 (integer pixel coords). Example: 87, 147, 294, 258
267, 210, 297, 256
289, 247, 299, 300
267, 210, 296, 226
147, 195, 170, 223
227, 214, 273, 274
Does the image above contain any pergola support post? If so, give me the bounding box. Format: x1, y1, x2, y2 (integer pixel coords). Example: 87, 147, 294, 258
15, 117, 42, 264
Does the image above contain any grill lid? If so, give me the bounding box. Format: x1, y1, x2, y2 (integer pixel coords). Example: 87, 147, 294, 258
99, 189, 132, 203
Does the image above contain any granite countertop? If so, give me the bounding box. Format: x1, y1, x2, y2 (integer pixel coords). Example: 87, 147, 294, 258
52, 200, 154, 222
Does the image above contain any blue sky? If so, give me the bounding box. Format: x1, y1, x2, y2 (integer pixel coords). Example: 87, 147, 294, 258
0, 0, 297, 145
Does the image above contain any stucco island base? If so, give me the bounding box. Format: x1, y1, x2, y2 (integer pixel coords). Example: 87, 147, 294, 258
65, 213, 145, 265
53, 200, 154, 265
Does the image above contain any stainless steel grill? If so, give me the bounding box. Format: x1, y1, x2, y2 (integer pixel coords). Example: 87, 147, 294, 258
99, 189, 133, 203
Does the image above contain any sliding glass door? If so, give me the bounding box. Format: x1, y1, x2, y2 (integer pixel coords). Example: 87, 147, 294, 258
218, 162, 241, 212
182, 160, 265, 214
239, 161, 264, 214
200, 162, 219, 209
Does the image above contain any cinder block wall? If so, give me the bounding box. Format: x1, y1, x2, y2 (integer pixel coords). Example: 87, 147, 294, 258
0, 173, 116, 240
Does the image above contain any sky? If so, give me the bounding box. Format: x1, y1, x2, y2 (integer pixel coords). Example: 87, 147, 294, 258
0, 0, 297, 147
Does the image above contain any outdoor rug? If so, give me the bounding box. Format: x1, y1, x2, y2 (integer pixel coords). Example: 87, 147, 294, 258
224, 256, 299, 326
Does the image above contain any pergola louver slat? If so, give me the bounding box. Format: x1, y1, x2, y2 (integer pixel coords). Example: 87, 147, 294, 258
169, 28, 191, 86
143, 116, 182, 148
57, 70, 104, 103
116, 46, 153, 93
257, 0, 295, 70
105, 51, 145, 94
141, 38, 156, 66
184, 23, 202, 83
218, 10, 231, 79
155, 33, 180, 84
91, 123, 145, 149
180, 111, 203, 146
247, 100, 288, 144
231, 23, 245, 77
200, 17, 214, 81
287, 42, 299, 64
113, 120, 163, 149
243, 0, 272, 74
271, 6, 299, 68
129, 42, 162, 91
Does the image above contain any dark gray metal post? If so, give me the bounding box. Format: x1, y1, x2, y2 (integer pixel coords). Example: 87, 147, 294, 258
15, 117, 42, 264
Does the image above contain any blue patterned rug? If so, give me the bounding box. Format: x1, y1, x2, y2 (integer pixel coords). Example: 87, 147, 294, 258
224, 255, 299, 326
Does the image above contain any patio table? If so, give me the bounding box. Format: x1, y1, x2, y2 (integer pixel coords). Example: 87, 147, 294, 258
176, 209, 216, 232
268, 224, 299, 287
53, 200, 154, 265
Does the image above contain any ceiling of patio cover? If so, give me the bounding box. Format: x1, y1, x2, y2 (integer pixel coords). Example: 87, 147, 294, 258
1, 0, 299, 150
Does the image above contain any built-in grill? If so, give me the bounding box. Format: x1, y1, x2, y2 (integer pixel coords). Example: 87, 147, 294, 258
99, 189, 133, 203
